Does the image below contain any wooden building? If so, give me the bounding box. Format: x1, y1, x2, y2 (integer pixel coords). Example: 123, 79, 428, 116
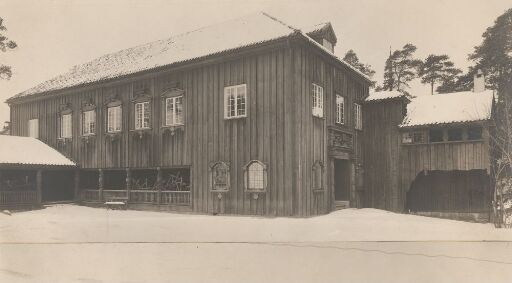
363, 77, 495, 219
6, 13, 371, 216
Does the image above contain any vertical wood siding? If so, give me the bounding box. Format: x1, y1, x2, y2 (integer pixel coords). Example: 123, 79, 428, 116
9, 43, 369, 216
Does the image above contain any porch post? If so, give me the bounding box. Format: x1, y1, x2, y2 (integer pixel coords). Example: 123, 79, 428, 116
0, 171, 3, 191
36, 169, 42, 205
74, 169, 80, 202
98, 169, 104, 202
126, 168, 131, 202
156, 167, 162, 205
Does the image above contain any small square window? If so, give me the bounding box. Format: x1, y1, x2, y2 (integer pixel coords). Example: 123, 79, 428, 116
447, 128, 463, 141
402, 133, 413, 144
413, 132, 424, 143
467, 127, 483, 140
429, 129, 444, 143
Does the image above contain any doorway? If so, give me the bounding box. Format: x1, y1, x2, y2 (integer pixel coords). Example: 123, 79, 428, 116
334, 159, 351, 201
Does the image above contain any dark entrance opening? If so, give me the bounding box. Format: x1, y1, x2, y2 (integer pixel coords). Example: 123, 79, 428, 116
42, 170, 74, 202
406, 169, 491, 213
334, 159, 351, 201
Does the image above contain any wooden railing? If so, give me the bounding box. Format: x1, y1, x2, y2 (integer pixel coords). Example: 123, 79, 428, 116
102, 190, 128, 200
161, 191, 191, 205
80, 189, 191, 206
0, 191, 38, 206
81, 190, 101, 202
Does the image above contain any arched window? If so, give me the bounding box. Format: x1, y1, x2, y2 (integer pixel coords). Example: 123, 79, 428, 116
312, 160, 324, 191
210, 161, 230, 192
244, 160, 267, 192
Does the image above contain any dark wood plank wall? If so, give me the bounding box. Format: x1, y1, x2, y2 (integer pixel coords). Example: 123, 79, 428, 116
294, 44, 368, 215
9, 42, 368, 216
399, 129, 491, 211
362, 99, 405, 211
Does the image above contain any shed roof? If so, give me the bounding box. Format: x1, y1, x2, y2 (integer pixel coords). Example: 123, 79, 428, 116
7, 12, 368, 102
399, 90, 494, 128
0, 135, 75, 167
365, 90, 408, 102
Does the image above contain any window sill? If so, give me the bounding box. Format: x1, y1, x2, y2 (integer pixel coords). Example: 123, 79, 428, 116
224, 115, 247, 120
57, 137, 72, 144
162, 125, 184, 135
246, 190, 266, 200
131, 128, 152, 139
312, 115, 325, 120
313, 188, 324, 193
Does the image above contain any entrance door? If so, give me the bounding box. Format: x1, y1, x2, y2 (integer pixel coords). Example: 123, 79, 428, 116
334, 159, 350, 201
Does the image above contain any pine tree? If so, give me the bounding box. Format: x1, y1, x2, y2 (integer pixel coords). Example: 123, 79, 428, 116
379, 44, 421, 93
436, 68, 474, 94
469, 8, 512, 227
418, 54, 462, 94
0, 17, 17, 80
343, 49, 376, 87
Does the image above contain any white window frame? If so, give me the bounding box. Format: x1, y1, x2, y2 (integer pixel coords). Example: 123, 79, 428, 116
224, 84, 247, 119
107, 105, 122, 133
354, 103, 362, 130
335, 94, 345, 124
28, 119, 39, 138
165, 96, 184, 126
82, 110, 96, 136
135, 101, 150, 130
312, 83, 324, 118
60, 113, 72, 139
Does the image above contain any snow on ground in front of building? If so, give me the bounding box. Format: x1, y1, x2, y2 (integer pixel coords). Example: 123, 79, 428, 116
2, 205, 512, 283
1, 204, 512, 243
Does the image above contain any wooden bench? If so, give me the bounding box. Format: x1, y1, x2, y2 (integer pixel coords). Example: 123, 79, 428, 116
104, 197, 128, 210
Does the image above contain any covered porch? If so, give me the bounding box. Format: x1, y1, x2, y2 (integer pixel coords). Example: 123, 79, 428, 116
78, 167, 192, 210
0, 135, 76, 209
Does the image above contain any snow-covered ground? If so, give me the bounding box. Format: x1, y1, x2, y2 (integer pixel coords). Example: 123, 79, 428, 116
1, 204, 512, 283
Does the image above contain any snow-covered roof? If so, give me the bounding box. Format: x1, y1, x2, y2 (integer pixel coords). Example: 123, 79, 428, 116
8, 13, 368, 102
365, 91, 408, 102
0, 135, 75, 167
400, 90, 494, 128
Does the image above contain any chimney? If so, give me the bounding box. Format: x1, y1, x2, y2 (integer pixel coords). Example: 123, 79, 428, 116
473, 69, 485, 92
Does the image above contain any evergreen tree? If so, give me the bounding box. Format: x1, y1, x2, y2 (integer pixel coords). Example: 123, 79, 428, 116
418, 54, 462, 94
343, 49, 376, 87
469, 8, 512, 227
436, 68, 474, 94
380, 44, 422, 93
0, 17, 17, 80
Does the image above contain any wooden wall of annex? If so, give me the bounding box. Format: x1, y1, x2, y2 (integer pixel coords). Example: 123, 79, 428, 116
398, 127, 491, 211
362, 99, 405, 212
9, 41, 369, 216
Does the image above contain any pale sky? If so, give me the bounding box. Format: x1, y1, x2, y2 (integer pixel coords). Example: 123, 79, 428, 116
0, 0, 509, 124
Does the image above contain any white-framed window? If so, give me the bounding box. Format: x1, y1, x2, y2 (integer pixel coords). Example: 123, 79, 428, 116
312, 83, 324, 118
165, 96, 184, 126
224, 84, 247, 119
82, 110, 96, 135
244, 160, 267, 191
135, 101, 150, 129
28, 119, 39, 138
335, 95, 345, 124
354, 103, 362, 130
61, 113, 72, 138
107, 105, 122, 133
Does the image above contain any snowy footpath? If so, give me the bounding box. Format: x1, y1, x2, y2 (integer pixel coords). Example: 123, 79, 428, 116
1, 204, 512, 283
